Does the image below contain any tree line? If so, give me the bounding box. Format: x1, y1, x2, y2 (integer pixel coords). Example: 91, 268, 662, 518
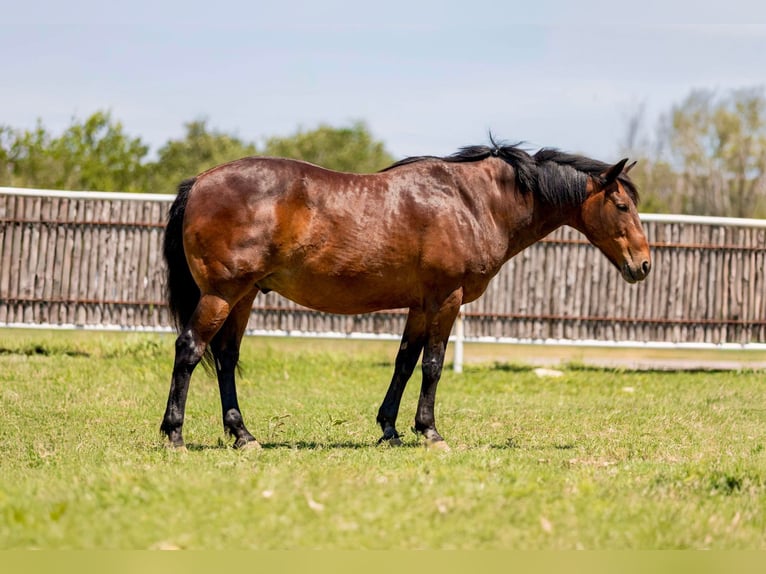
2, 86, 765, 217
0, 114, 394, 194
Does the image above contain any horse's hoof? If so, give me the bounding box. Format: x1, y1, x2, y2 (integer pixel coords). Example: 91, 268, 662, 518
378, 435, 403, 447
425, 439, 451, 452
234, 437, 262, 450
166, 443, 188, 453
377, 429, 403, 446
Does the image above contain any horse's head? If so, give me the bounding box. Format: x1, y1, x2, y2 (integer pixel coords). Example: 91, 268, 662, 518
574, 159, 651, 284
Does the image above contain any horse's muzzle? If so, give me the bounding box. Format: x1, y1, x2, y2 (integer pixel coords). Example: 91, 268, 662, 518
621, 259, 651, 284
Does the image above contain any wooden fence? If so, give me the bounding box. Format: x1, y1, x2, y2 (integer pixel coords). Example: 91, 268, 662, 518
1, 187, 765, 346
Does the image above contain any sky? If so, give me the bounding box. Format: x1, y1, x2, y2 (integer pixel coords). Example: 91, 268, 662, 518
2, 0, 766, 163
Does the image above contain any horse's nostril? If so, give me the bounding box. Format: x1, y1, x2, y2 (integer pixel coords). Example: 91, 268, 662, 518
642, 260, 651, 275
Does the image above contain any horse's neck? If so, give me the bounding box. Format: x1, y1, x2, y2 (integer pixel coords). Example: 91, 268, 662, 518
534, 206, 574, 239
502, 195, 577, 260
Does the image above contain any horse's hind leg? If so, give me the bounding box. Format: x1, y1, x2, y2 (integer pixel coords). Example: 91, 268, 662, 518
376, 308, 427, 445
161, 293, 233, 448
210, 287, 260, 449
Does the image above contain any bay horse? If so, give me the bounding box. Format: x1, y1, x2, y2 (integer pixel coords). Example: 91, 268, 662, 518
160, 141, 651, 450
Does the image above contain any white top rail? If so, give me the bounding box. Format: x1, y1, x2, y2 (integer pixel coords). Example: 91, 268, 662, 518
0, 186, 174, 202
2, 186, 766, 228
640, 212, 766, 229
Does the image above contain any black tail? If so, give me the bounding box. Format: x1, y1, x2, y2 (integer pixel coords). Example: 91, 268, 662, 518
163, 178, 199, 334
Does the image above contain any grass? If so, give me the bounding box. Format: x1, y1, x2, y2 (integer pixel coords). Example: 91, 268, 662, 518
0, 329, 765, 549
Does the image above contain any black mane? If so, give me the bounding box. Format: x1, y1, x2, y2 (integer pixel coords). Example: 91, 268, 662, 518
382, 140, 639, 207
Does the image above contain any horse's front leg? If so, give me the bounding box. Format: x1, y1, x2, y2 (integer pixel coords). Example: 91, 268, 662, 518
376, 309, 426, 445
414, 290, 462, 450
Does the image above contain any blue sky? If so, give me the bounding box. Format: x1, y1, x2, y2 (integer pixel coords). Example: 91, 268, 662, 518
3, 0, 765, 163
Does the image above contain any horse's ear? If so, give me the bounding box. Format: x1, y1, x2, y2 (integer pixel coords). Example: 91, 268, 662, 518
624, 160, 638, 174
599, 158, 629, 188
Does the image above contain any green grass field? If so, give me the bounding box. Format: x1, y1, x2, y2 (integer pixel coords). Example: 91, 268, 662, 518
0, 329, 764, 549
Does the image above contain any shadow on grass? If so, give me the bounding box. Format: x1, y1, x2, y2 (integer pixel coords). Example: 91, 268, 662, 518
260, 440, 421, 450
481, 361, 637, 374
480, 361, 755, 374
261, 438, 557, 451
164, 435, 581, 452
172, 440, 425, 451
476, 363, 535, 373
484, 436, 579, 450
0, 345, 90, 357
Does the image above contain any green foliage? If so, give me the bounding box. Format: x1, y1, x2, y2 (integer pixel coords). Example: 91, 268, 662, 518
0, 112, 150, 192
671, 88, 766, 217
0, 127, 13, 183
624, 157, 678, 214
1, 330, 765, 549
624, 87, 766, 217
0, 115, 395, 193
145, 119, 258, 194
263, 121, 395, 173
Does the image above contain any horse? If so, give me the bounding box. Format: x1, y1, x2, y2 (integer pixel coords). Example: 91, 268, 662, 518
160, 140, 651, 451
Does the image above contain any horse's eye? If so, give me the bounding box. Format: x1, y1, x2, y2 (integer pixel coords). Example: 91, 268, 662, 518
616, 203, 629, 212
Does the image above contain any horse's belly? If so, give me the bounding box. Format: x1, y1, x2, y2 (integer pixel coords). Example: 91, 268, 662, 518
260, 271, 418, 315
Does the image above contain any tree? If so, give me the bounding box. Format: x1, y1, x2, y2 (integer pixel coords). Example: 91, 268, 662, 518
0, 126, 16, 186
263, 121, 395, 173
0, 111, 150, 192
670, 88, 766, 217
1, 115, 396, 194
146, 119, 258, 193
623, 88, 766, 217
